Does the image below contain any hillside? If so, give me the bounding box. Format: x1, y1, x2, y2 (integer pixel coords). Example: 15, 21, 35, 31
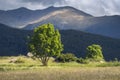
0, 24, 120, 60
0, 6, 91, 28
0, 24, 30, 56
61, 30, 120, 60
23, 6, 92, 30
0, 6, 120, 39
85, 16, 120, 39
0, 7, 56, 28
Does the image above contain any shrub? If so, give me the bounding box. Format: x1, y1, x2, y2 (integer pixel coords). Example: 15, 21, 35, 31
86, 44, 104, 62
76, 58, 89, 64
55, 53, 77, 63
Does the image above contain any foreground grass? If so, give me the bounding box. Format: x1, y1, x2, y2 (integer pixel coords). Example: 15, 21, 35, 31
0, 56, 120, 80
0, 67, 120, 80
0, 56, 120, 70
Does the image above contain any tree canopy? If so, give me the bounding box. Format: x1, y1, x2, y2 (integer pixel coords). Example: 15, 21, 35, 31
86, 44, 104, 61
28, 23, 63, 66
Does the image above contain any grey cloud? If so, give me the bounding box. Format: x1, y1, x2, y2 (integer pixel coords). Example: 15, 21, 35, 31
0, 0, 47, 10
0, 0, 120, 16
20, 0, 66, 6
0, 0, 19, 10
101, 0, 120, 15
63, 0, 105, 16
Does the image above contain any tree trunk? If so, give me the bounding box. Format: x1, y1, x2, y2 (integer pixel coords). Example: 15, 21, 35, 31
41, 58, 48, 66
42, 61, 48, 66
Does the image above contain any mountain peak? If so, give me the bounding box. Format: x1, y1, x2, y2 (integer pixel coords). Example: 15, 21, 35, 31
45, 6, 92, 17
44, 6, 57, 11
48, 6, 55, 8
17, 7, 29, 10
7, 7, 31, 12
46, 6, 76, 10
62, 6, 92, 17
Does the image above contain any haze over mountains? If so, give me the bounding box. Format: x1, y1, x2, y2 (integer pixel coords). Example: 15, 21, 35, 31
0, 6, 120, 60
0, 6, 120, 39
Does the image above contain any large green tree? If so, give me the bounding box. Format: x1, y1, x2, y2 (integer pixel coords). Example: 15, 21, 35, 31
86, 44, 104, 61
28, 23, 63, 66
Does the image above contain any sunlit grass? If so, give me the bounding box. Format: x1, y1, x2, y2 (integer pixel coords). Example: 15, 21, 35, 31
0, 56, 120, 71
0, 67, 120, 80
0, 56, 120, 80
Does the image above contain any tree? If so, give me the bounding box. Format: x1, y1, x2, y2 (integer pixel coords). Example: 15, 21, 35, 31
86, 44, 104, 61
28, 23, 63, 66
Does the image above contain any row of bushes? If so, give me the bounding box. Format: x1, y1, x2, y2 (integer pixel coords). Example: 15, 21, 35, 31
55, 53, 77, 63
54, 44, 105, 64
55, 53, 104, 64
9, 54, 118, 64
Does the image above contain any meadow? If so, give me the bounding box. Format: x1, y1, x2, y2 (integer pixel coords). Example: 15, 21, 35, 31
0, 56, 120, 80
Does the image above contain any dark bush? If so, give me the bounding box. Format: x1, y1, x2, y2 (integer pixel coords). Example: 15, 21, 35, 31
55, 53, 77, 63
76, 58, 89, 64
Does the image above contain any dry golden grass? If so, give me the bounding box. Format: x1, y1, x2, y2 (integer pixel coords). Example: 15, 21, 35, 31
0, 67, 120, 80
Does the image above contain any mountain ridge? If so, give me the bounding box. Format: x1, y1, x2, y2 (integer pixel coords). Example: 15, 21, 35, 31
0, 6, 92, 28
0, 6, 120, 39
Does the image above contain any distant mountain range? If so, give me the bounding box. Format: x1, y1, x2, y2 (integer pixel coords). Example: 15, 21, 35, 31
0, 6, 120, 39
0, 23, 120, 60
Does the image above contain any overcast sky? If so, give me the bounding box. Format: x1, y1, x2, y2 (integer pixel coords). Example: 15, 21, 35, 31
0, 0, 120, 16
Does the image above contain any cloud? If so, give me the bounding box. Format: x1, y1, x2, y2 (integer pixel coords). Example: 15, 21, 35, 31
0, 0, 120, 16
19, 0, 106, 16
0, 0, 48, 11
0, 0, 19, 10
101, 0, 120, 15
20, 0, 66, 6
63, 0, 105, 16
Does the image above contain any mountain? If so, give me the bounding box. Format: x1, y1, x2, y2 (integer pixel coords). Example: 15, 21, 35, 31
0, 23, 30, 56
0, 23, 120, 60
23, 6, 93, 30
0, 7, 57, 28
0, 6, 92, 28
0, 6, 120, 38
85, 16, 120, 39
0, 7, 33, 28
24, 12, 120, 39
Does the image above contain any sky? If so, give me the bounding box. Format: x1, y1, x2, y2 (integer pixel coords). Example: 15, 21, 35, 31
0, 0, 120, 16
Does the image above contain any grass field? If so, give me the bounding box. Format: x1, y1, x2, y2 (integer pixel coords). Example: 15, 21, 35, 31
0, 67, 120, 80
0, 56, 120, 80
